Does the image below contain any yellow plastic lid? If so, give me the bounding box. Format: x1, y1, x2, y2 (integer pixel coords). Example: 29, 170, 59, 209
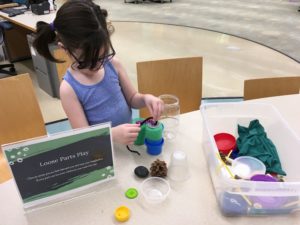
114, 206, 130, 222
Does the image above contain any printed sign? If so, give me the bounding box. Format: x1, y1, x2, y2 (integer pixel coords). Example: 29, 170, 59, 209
2, 123, 114, 208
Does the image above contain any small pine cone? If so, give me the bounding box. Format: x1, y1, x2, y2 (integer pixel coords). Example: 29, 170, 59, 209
219, 152, 231, 165
150, 159, 168, 177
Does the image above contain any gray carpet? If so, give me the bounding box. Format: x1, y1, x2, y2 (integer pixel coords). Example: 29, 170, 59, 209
98, 0, 300, 63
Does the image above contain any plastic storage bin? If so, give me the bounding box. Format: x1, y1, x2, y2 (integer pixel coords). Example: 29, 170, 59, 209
200, 103, 300, 216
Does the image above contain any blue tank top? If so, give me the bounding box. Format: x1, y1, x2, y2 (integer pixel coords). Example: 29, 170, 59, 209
63, 61, 132, 127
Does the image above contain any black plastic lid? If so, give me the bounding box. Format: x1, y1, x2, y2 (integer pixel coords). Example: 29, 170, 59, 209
134, 166, 149, 178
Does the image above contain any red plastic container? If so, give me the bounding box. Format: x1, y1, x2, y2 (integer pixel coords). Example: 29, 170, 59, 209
214, 133, 236, 155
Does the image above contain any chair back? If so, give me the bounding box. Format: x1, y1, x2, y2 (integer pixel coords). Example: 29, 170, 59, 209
53, 48, 72, 83
137, 57, 202, 118
244, 76, 300, 100
0, 73, 47, 183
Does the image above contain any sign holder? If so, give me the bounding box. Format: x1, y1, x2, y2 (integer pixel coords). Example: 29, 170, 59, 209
2, 122, 115, 210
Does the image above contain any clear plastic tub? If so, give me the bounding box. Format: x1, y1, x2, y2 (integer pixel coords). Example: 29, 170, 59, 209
200, 103, 300, 216
141, 177, 170, 204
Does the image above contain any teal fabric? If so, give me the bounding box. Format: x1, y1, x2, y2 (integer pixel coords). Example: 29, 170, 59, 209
237, 119, 286, 176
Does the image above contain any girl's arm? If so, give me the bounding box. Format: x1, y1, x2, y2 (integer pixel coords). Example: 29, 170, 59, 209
60, 79, 140, 144
111, 57, 163, 120
60, 80, 89, 129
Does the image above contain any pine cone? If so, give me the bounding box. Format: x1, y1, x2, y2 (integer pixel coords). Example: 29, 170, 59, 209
219, 152, 231, 165
150, 159, 168, 177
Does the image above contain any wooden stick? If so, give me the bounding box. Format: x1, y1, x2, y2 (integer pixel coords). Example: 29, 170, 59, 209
227, 150, 233, 158
282, 200, 300, 208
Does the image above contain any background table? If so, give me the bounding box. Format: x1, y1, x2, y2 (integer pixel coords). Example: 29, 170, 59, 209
0, 10, 54, 32
0, 9, 70, 84
1, 94, 300, 225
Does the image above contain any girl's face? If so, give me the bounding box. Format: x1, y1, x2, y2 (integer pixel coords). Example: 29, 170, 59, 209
63, 46, 115, 71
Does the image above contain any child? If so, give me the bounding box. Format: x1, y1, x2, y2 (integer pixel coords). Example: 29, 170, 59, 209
33, 0, 163, 145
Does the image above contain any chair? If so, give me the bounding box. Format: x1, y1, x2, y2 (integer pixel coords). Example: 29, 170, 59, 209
0, 20, 16, 76
244, 76, 300, 101
137, 57, 202, 118
0, 73, 47, 183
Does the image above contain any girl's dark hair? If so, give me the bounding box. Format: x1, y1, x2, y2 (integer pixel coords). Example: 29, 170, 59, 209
33, 0, 113, 70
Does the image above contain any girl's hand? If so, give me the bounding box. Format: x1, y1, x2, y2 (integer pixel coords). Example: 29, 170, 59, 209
144, 94, 164, 121
112, 124, 141, 145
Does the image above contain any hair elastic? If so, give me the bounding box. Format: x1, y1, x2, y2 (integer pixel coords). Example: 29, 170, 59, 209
49, 22, 55, 32
126, 145, 140, 156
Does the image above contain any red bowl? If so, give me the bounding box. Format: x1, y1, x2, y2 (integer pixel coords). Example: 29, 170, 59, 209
214, 133, 236, 155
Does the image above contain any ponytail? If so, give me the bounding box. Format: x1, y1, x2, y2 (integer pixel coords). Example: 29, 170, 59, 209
33, 0, 114, 70
33, 21, 64, 63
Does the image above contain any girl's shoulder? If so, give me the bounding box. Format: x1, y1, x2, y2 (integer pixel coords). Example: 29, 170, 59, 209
60, 79, 77, 99
110, 56, 126, 76
60, 78, 73, 92
110, 56, 122, 70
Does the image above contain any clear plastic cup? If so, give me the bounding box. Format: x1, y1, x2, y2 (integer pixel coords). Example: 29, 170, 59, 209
168, 150, 190, 182
159, 94, 180, 140
141, 177, 170, 204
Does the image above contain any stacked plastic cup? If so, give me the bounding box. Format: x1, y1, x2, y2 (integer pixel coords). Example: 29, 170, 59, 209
132, 118, 147, 146
145, 121, 164, 155
132, 118, 164, 155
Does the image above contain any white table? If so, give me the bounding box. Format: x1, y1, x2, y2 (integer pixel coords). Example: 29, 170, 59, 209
1, 94, 300, 225
0, 7, 55, 31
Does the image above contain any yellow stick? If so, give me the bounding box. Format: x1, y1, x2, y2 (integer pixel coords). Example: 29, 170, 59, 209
216, 153, 234, 178
238, 190, 252, 206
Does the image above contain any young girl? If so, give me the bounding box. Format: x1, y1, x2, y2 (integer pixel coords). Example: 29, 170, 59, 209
33, 0, 163, 145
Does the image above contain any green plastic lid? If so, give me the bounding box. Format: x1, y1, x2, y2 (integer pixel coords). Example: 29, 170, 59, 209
125, 188, 138, 199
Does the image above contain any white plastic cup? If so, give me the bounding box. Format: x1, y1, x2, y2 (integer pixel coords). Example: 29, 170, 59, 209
168, 150, 190, 182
